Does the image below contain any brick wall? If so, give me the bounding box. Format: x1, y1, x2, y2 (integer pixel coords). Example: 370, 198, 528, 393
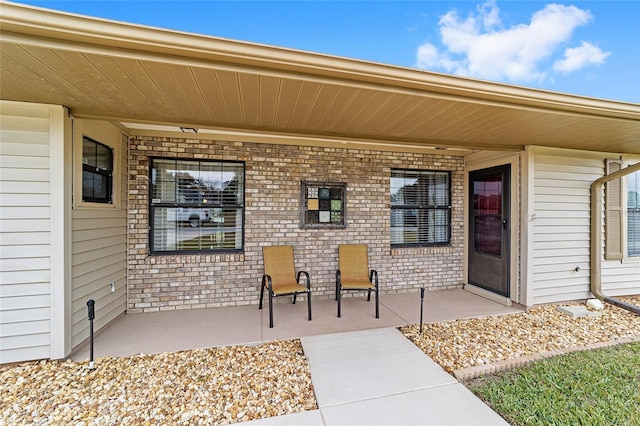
128, 136, 465, 312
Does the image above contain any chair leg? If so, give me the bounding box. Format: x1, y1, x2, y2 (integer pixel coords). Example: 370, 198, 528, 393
337, 286, 342, 318
307, 291, 312, 321
367, 288, 371, 301
268, 289, 274, 328
259, 282, 265, 309
375, 286, 379, 319
292, 293, 297, 304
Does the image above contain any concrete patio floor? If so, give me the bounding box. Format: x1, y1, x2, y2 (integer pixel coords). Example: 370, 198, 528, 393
70, 288, 522, 361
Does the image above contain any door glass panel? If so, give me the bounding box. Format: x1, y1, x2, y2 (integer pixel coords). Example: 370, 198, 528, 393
473, 175, 502, 255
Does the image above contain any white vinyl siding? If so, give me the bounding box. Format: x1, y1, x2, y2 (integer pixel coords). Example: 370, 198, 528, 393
0, 102, 57, 363
1, 110, 128, 363
71, 211, 127, 347
70, 122, 127, 349
530, 147, 640, 304
531, 149, 603, 304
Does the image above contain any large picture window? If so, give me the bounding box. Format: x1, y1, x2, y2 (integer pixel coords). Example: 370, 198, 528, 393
391, 169, 451, 246
82, 136, 113, 203
150, 158, 244, 253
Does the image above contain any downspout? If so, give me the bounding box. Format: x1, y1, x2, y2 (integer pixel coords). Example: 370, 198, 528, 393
590, 161, 640, 315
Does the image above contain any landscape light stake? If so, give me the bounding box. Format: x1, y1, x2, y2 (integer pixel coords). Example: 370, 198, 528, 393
419, 287, 425, 334
87, 299, 96, 369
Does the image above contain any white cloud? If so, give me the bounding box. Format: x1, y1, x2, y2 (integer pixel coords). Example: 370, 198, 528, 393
554, 41, 610, 72
415, 1, 609, 84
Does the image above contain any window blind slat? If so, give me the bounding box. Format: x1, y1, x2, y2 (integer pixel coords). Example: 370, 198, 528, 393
627, 170, 640, 256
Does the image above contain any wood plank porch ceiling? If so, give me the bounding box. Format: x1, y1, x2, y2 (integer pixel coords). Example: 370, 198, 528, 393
1, 2, 639, 154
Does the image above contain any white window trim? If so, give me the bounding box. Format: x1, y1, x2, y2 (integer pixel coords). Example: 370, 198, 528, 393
73, 118, 122, 209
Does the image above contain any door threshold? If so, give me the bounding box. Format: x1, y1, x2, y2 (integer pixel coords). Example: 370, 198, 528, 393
464, 284, 512, 307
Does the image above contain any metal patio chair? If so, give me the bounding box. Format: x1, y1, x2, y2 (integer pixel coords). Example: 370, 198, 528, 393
336, 244, 379, 318
260, 245, 311, 328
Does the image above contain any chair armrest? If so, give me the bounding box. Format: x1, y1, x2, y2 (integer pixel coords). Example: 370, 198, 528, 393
262, 274, 273, 291
370, 269, 378, 287
336, 269, 341, 284
297, 270, 311, 289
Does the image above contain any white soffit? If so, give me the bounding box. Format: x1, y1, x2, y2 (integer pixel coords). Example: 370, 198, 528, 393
1, 1, 639, 154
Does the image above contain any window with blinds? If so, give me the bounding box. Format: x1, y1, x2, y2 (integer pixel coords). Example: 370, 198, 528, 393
605, 160, 640, 259
390, 169, 451, 246
149, 158, 244, 253
628, 170, 640, 257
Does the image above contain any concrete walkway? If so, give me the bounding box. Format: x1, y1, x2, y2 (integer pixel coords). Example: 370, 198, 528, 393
247, 328, 508, 425
70, 289, 518, 425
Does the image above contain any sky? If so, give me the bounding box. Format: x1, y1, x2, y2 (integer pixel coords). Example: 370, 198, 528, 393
11, 1, 640, 103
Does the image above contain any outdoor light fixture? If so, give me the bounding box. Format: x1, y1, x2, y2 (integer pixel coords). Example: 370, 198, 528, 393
180, 127, 198, 134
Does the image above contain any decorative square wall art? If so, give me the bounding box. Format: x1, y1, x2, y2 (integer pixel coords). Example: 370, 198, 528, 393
301, 181, 346, 228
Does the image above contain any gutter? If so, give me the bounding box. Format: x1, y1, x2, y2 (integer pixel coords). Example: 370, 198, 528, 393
590, 161, 640, 315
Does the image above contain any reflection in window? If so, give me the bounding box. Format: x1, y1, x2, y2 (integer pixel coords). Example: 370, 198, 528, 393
150, 158, 244, 253
390, 170, 451, 246
628, 171, 640, 256
82, 136, 113, 203
473, 176, 502, 256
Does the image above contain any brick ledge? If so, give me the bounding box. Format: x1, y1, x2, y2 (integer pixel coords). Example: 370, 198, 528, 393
453, 336, 640, 381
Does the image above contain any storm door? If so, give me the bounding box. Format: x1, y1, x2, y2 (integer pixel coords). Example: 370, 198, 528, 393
468, 165, 511, 297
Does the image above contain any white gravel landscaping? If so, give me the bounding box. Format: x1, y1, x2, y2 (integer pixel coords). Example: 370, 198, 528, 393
1, 340, 315, 425
2, 297, 638, 425
402, 296, 640, 373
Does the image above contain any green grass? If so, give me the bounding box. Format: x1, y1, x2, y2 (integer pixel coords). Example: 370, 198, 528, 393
467, 342, 640, 426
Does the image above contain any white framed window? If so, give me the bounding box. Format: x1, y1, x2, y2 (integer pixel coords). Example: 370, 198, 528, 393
73, 119, 123, 209
82, 136, 113, 203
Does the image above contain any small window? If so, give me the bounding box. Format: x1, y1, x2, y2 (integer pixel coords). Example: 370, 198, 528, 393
300, 181, 346, 228
82, 136, 113, 203
150, 158, 244, 253
391, 169, 451, 246
628, 171, 640, 257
